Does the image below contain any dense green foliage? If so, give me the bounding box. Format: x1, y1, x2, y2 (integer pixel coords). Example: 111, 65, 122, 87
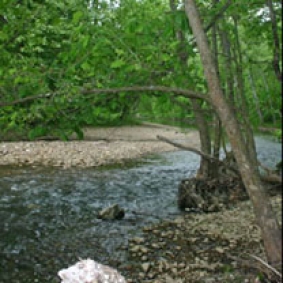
0, 0, 281, 139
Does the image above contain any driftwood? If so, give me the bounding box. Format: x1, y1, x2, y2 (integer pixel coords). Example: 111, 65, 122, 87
157, 135, 239, 176
157, 135, 282, 185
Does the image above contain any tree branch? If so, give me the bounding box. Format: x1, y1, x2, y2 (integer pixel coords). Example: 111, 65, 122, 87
81, 86, 207, 101
204, 0, 232, 33
0, 93, 53, 107
188, 0, 233, 46
157, 134, 220, 163
158, 134, 282, 184
0, 85, 208, 107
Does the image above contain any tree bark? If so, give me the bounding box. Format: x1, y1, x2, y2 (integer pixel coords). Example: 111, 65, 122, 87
232, 16, 258, 170
266, 0, 282, 83
247, 68, 264, 123
170, 0, 214, 178
211, 1, 222, 167
191, 100, 213, 178
218, 27, 235, 108
185, 0, 282, 266
261, 69, 276, 124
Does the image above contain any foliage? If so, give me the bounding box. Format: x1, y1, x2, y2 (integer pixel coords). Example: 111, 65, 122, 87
0, 0, 281, 139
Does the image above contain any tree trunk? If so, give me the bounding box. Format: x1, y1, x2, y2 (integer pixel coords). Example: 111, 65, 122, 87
218, 27, 235, 110
232, 16, 258, 170
247, 68, 264, 123
185, 0, 282, 266
191, 100, 213, 178
266, 0, 282, 83
211, 2, 222, 165
170, 0, 214, 178
261, 69, 276, 124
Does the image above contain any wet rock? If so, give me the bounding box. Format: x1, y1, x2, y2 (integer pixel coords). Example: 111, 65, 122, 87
98, 204, 125, 220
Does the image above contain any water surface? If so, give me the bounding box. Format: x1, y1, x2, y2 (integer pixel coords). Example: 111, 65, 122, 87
0, 136, 281, 282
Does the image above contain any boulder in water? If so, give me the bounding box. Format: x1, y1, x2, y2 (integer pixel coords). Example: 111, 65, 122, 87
98, 204, 125, 220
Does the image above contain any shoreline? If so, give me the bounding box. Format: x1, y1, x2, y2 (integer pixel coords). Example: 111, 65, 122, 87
0, 125, 200, 169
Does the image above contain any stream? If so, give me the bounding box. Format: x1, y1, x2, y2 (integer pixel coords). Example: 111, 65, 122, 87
0, 136, 281, 282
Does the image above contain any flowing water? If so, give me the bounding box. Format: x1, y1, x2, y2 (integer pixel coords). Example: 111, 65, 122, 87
0, 136, 281, 282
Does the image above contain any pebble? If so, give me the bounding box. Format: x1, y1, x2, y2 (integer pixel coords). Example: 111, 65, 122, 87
141, 263, 151, 273
0, 126, 199, 169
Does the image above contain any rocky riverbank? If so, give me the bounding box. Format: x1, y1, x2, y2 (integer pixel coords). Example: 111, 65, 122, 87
0, 125, 200, 169
121, 195, 282, 283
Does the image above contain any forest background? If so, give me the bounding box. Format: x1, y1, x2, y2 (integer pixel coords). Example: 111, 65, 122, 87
0, 0, 281, 141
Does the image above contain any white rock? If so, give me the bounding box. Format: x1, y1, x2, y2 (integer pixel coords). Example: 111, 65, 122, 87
58, 258, 127, 283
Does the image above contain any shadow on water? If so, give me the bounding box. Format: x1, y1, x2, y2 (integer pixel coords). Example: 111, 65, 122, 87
0, 136, 281, 282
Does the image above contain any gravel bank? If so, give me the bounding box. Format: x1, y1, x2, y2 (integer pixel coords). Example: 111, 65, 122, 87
0, 125, 200, 168
124, 195, 282, 283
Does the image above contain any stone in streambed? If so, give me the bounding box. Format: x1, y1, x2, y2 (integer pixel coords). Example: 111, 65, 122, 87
98, 204, 125, 220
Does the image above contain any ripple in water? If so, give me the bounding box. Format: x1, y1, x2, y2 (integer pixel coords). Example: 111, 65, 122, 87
0, 136, 281, 282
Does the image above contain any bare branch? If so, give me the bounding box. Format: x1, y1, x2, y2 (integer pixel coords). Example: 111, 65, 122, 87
249, 254, 282, 279
157, 134, 220, 163
158, 134, 282, 184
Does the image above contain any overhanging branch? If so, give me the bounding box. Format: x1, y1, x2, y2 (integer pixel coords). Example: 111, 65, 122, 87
157, 134, 220, 162
0, 93, 53, 107
0, 85, 208, 107
81, 86, 207, 100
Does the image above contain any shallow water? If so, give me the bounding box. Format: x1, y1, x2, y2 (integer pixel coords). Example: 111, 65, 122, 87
0, 136, 281, 282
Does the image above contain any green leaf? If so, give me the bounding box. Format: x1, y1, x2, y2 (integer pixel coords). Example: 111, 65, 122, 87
115, 49, 125, 55
28, 126, 47, 140
81, 62, 91, 71
73, 11, 84, 24
73, 126, 84, 140
110, 59, 125, 69
82, 35, 90, 48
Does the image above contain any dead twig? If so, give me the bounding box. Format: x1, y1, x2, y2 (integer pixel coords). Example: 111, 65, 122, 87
249, 254, 282, 279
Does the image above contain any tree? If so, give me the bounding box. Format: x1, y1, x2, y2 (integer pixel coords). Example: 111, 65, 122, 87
266, 0, 282, 82
0, 0, 281, 269
184, 0, 281, 267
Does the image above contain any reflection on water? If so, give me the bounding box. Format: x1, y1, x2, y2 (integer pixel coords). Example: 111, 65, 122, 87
0, 136, 281, 282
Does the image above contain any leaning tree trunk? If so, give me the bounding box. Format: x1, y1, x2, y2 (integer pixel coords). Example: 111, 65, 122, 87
185, 0, 282, 266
